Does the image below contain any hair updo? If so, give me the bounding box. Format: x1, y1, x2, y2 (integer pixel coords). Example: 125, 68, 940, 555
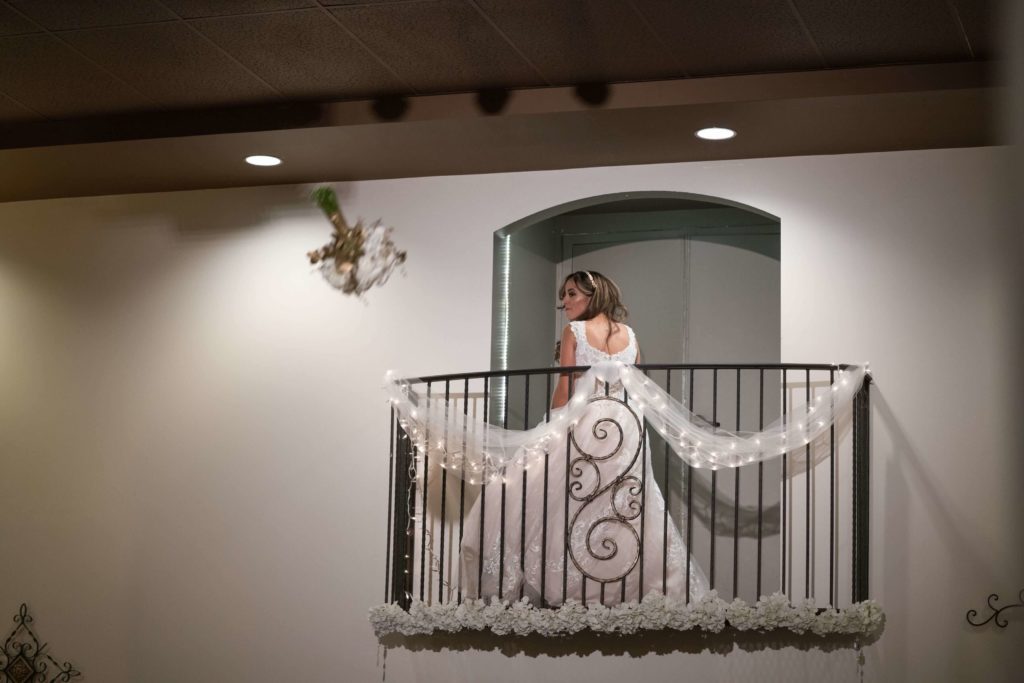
558, 270, 628, 322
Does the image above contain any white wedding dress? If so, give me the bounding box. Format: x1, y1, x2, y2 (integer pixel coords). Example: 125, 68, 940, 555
459, 322, 709, 606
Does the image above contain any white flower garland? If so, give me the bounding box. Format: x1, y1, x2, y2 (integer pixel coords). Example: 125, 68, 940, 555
369, 591, 883, 638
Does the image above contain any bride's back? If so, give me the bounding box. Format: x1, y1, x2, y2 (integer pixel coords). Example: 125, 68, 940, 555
580, 317, 631, 355
569, 317, 638, 368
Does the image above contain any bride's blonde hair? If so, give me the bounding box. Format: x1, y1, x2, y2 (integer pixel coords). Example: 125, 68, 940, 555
558, 270, 628, 322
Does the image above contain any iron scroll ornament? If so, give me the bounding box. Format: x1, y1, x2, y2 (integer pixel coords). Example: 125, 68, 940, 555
1, 604, 80, 683
566, 395, 645, 584
966, 589, 1024, 628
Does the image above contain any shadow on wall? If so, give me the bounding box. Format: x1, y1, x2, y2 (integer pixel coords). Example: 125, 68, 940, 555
104, 183, 318, 237
0, 184, 329, 300
0, 185, 318, 265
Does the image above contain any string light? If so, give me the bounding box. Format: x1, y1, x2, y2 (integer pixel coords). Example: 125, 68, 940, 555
387, 363, 863, 490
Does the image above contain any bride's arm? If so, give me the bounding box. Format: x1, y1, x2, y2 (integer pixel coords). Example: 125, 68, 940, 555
551, 324, 576, 409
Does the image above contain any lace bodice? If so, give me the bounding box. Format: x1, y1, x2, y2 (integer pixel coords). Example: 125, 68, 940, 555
569, 320, 637, 366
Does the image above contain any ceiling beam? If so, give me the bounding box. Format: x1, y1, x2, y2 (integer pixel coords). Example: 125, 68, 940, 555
0, 62, 998, 203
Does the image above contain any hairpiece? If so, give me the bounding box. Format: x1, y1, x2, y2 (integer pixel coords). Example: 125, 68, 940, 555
584, 271, 596, 288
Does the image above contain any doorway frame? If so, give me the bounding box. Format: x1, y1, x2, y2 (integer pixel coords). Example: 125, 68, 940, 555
492, 191, 780, 373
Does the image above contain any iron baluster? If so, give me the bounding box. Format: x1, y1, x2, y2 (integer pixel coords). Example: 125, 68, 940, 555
477, 377, 488, 599
457, 377, 469, 604
829, 367, 835, 607
419, 381, 431, 602
663, 369, 671, 595
385, 408, 395, 603
757, 368, 764, 599
782, 368, 788, 596
734, 368, 741, 600
686, 368, 694, 604
520, 374, 530, 601
805, 368, 811, 600
438, 380, 450, 602
710, 368, 718, 591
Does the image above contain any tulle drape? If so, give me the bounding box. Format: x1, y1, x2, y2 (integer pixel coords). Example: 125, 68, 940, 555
385, 362, 866, 483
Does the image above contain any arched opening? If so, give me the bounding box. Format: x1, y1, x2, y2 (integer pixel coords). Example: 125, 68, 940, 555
492, 191, 780, 374
491, 192, 783, 593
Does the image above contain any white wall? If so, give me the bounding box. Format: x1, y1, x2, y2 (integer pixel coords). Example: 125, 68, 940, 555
0, 146, 1019, 682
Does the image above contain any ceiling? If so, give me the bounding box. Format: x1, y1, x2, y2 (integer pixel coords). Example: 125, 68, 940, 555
0, 0, 1003, 202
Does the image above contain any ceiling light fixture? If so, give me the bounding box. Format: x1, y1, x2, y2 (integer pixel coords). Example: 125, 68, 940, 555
245, 155, 282, 166
695, 127, 736, 141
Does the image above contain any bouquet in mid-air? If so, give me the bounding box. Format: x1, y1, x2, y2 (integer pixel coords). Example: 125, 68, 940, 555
307, 186, 406, 296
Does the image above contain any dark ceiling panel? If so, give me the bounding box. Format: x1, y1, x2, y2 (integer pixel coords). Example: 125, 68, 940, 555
632, 0, 823, 76
0, 3, 41, 36
950, 0, 997, 59
5, 0, 176, 31
60, 23, 280, 107
0, 90, 40, 122
195, 9, 405, 98
0, 0, 998, 132
320, 1, 412, 5
331, 0, 544, 93
0, 34, 154, 118
474, 0, 681, 85
160, 0, 317, 19
793, 0, 971, 67
0, 74, 995, 202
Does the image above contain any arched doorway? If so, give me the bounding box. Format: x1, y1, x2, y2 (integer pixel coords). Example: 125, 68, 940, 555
492, 192, 783, 594
493, 191, 780, 374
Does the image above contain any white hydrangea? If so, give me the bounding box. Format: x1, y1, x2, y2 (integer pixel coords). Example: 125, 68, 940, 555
509, 598, 536, 636
638, 592, 671, 631
753, 592, 793, 629
369, 594, 884, 638
454, 599, 488, 631
688, 591, 728, 633
788, 598, 820, 634
550, 600, 588, 636
483, 598, 514, 636
812, 607, 842, 636
725, 597, 759, 631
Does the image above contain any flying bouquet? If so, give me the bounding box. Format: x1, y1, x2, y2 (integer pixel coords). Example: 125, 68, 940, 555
307, 186, 407, 296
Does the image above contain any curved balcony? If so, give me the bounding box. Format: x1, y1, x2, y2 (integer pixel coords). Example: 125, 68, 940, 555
382, 362, 871, 614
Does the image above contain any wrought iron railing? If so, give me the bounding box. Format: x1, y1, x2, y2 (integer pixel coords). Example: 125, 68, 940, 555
384, 363, 871, 612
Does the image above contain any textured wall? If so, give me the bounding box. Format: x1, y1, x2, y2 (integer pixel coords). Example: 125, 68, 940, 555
0, 147, 1018, 681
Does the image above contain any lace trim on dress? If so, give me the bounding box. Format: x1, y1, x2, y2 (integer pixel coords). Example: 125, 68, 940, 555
569, 320, 636, 362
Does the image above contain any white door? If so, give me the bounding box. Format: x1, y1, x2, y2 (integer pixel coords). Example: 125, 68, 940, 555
560, 233, 780, 365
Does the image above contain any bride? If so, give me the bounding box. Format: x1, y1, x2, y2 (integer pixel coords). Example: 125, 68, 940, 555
459, 271, 709, 606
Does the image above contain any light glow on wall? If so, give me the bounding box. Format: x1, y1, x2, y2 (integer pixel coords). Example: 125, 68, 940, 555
495, 234, 511, 416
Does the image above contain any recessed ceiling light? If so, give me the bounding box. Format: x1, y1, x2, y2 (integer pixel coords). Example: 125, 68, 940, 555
245, 155, 282, 166
695, 127, 736, 141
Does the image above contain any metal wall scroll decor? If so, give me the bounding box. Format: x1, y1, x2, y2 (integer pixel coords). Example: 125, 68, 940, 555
1, 604, 80, 683
966, 589, 1024, 628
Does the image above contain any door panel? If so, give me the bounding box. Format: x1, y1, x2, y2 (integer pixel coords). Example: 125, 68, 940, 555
565, 238, 685, 364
